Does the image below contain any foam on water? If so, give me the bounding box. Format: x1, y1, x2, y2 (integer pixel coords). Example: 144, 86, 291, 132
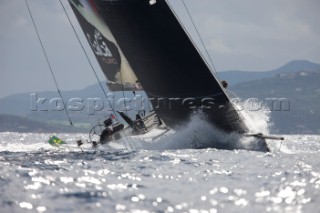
237, 100, 286, 152
239, 100, 271, 134
237, 102, 295, 153
133, 110, 271, 152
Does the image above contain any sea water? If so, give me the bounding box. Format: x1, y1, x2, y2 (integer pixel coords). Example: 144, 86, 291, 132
0, 130, 319, 213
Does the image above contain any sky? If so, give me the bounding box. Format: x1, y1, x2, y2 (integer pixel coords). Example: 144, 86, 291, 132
1, 0, 319, 98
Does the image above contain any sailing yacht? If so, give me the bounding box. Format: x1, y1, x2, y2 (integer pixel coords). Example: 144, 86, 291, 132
67, 0, 272, 151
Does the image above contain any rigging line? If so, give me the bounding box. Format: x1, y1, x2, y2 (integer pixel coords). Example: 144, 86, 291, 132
119, 77, 134, 152
118, 67, 135, 150
114, 63, 132, 150
25, 0, 73, 126
119, 69, 129, 116
181, 0, 219, 79
166, 0, 219, 82
113, 71, 133, 150
58, 0, 133, 150
118, 69, 135, 150
180, 0, 242, 114
58, 0, 117, 118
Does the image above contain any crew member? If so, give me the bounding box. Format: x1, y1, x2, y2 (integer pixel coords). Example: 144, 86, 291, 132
221, 80, 228, 89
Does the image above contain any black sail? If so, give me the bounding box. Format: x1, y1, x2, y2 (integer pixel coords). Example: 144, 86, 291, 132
68, 0, 142, 91
71, 0, 249, 133
93, 0, 248, 133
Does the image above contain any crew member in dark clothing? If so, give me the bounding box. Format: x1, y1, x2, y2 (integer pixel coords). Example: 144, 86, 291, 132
221, 80, 228, 89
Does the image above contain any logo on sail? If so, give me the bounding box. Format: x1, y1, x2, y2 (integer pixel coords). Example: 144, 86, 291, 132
87, 30, 117, 64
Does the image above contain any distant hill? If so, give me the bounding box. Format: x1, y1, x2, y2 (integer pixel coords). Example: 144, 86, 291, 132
0, 83, 110, 116
0, 114, 86, 133
231, 70, 320, 134
218, 60, 320, 86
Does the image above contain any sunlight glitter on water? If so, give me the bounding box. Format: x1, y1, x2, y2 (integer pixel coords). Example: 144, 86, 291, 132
0, 133, 320, 212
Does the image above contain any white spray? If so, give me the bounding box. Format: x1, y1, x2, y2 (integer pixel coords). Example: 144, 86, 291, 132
134, 103, 272, 152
